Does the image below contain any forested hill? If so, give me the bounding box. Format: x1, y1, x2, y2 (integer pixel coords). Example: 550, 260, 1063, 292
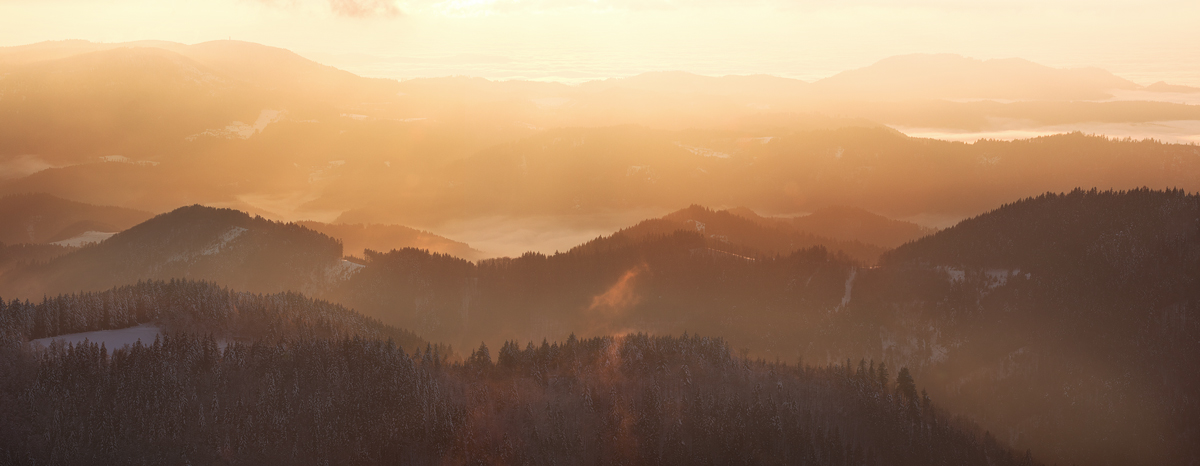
0, 279, 432, 352
0, 205, 345, 299
820, 188, 1200, 465
883, 187, 1200, 274
599, 204, 886, 263
0, 329, 1040, 465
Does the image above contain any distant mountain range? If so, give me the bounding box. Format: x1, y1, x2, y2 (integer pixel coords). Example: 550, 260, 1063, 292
2, 41, 1198, 226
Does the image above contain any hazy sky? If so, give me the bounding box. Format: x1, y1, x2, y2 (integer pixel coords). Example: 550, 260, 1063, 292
2, 0, 1198, 84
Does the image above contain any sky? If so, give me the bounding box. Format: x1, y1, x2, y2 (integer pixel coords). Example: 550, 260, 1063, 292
1, 0, 1198, 84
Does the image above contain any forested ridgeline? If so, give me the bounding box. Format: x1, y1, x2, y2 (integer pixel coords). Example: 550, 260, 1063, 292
0, 279, 432, 352
335, 232, 854, 354
0, 205, 345, 299
0, 242, 75, 271
0, 332, 1038, 466
814, 188, 1200, 465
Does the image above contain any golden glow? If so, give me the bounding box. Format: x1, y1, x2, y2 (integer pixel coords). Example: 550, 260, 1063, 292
2, 0, 1198, 85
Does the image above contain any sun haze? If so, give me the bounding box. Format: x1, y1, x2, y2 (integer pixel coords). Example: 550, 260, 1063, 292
2, 1, 1200, 465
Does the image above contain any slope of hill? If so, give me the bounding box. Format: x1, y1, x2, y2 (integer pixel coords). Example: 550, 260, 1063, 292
0, 205, 344, 299
298, 221, 483, 261
0, 193, 153, 244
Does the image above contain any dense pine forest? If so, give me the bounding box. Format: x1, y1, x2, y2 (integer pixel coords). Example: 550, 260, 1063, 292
0, 280, 432, 352
0, 321, 1037, 465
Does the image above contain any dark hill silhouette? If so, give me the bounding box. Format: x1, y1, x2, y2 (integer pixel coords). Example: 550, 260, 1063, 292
0, 193, 152, 245
0, 205, 344, 299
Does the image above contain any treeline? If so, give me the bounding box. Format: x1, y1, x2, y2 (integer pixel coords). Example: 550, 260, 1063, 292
0, 332, 1037, 465
0, 242, 74, 270
0, 279, 431, 352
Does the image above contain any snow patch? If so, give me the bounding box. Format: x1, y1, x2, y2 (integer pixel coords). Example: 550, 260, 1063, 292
984, 268, 1019, 289
99, 155, 159, 166
31, 324, 161, 354
838, 267, 857, 310
929, 344, 949, 364
186, 109, 283, 141
50, 231, 116, 247
938, 266, 965, 283
675, 144, 731, 158
326, 259, 366, 282
199, 227, 248, 256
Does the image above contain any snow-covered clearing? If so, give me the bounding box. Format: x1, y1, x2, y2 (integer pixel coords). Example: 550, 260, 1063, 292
838, 267, 857, 310
199, 226, 248, 256
31, 324, 161, 353
326, 259, 366, 282
51, 231, 116, 247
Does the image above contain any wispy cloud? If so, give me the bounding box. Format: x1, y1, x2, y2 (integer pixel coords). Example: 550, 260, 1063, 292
329, 0, 400, 17
254, 0, 401, 17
